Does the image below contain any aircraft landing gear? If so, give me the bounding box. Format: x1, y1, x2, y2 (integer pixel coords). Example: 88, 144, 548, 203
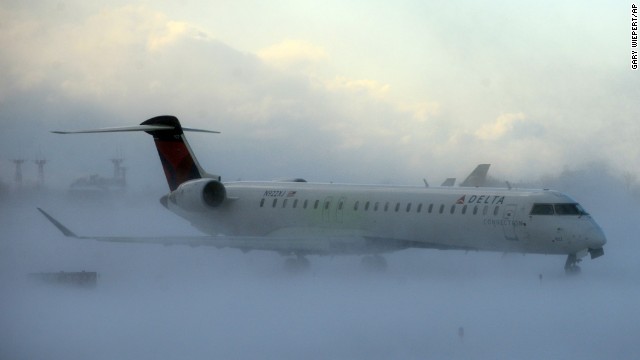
564, 254, 582, 275
284, 256, 310, 273
361, 255, 388, 272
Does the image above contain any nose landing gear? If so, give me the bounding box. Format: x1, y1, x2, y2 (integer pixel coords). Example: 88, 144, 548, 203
564, 254, 582, 274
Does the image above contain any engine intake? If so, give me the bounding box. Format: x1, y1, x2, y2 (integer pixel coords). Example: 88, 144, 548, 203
168, 179, 226, 212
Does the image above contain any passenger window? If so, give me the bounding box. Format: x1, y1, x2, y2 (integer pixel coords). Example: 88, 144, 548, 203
530, 204, 554, 215
365, 201, 370, 211
260, 198, 265, 207
314, 200, 319, 209
374, 202, 379, 211
462, 205, 467, 214
272, 199, 278, 208
483, 205, 488, 215
450, 205, 455, 214
493, 206, 499, 216
439, 204, 444, 214
338, 200, 344, 210
428, 204, 433, 213
303, 200, 308, 209
395, 203, 400, 212
384, 202, 389, 212
293, 199, 298, 208
473, 205, 478, 215
406, 203, 412, 212
417, 203, 423, 213
324, 201, 330, 210
354, 201, 360, 211
282, 199, 288, 208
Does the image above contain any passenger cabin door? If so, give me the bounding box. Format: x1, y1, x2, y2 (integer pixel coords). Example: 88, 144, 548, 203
502, 204, 519, 241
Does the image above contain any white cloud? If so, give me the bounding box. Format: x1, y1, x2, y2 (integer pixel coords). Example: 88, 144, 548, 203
324, 77, 390, 99
475, 113, 526, 141
147, 20, 191, 51
258, 39, 328, 74
0, 1, 638, 186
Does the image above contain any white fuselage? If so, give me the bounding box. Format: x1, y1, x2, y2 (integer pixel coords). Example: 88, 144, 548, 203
165, 181, 607, 256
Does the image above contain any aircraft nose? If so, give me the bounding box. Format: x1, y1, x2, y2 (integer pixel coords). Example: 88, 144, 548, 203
586, 223, 606, 259
589, 224, 607, 248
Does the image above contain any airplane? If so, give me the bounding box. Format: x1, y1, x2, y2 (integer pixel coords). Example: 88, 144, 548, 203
440, 178, 456, 187
460, 164, 490, 187
40, 115, 607, 274
423, 164, 489, 188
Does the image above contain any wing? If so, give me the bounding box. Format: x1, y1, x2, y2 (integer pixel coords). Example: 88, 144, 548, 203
37, 208, 473, 255
37, 208, 306, 251
37, 208, 391, 255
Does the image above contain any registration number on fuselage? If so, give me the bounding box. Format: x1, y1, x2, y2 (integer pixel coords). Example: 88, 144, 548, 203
263, 190, 296, 197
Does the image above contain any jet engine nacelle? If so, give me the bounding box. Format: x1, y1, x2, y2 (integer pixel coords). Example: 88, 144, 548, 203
167, 178, 227, 212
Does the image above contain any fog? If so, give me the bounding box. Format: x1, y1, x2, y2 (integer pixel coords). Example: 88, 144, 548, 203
1, 165, 640, 360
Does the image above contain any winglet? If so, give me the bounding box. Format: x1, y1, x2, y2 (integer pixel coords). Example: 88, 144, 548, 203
37, 208, 78, 237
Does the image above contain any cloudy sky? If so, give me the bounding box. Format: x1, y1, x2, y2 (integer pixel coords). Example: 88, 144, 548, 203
0, 0, 637, 191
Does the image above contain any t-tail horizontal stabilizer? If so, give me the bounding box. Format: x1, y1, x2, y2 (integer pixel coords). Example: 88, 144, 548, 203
52, 115, 221, 191
52, 124, 220, 135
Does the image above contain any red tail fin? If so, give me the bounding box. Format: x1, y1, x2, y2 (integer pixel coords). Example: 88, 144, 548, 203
141, 116, 217, 191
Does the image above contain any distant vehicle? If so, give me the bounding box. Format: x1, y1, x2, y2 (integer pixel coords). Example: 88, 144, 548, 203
69, 174, 124, 195
41, 116, 606, 273
29, 271, 97, 288
68, 158, 126, 197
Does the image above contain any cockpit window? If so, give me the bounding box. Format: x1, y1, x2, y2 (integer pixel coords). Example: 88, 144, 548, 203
530, 203, 589, 216
554, 203, 589, 216
530, 204, 554, 215
576, 204, 589, 215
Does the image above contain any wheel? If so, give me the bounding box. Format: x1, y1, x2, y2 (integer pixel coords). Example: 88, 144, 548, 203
565, 265, 581, 275
564, 254, 582, 275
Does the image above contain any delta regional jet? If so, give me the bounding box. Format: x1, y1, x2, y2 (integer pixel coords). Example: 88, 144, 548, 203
40, 115, 607, 273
